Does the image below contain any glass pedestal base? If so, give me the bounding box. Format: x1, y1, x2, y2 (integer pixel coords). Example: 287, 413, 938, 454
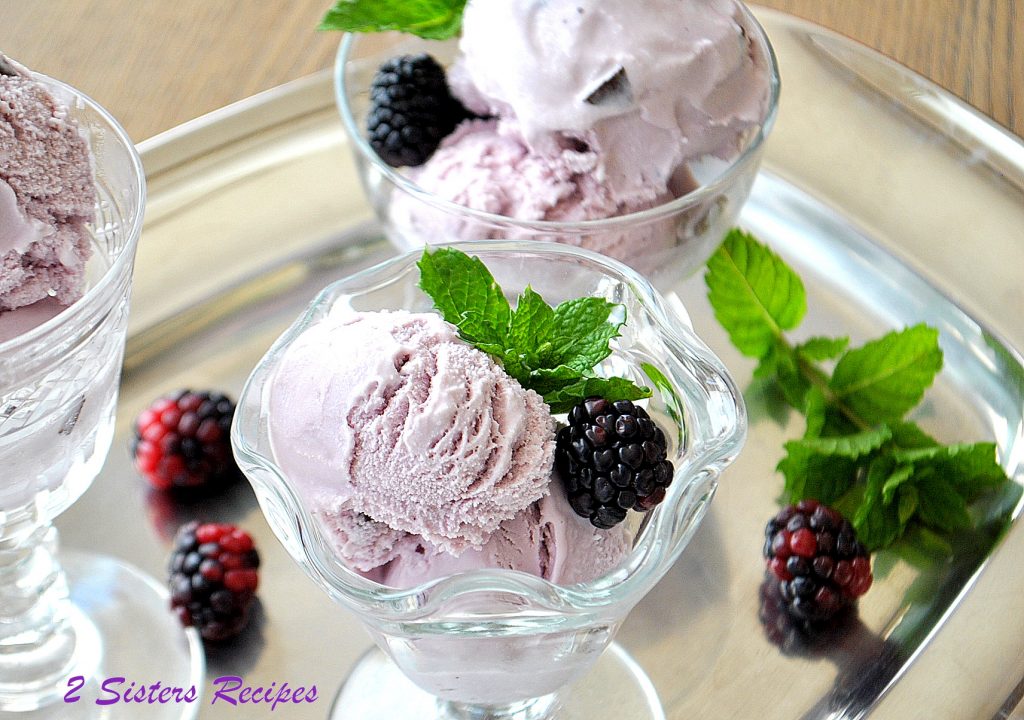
331, 642, 665, 720
7, 552, 204, 719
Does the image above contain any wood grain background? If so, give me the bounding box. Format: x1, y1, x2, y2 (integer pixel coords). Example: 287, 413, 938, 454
0, 1, 1019, 143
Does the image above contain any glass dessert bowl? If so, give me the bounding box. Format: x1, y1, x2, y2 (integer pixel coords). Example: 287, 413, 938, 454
232, 241, 746, 719
0, 71, 202, 717
334, 0, 780, 281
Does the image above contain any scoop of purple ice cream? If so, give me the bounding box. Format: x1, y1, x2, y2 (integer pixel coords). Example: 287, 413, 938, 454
268, 309, 556, 555
369, 483, 632, 589
314, 499, 408, 572
0, 54, 95, 312
389, 119, 684, 264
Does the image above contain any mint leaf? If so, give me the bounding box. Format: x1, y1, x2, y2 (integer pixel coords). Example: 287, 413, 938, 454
833, 483, 866, 524
506, 290, 623, 379
521, 365, 579, 396
504, 290, 647, 409
852, 457, 906, 551
796, 336, 849, 362
778, 442, 857, 505
319, 0, 467, 40
768, 343, 809, 409
803, 387, 827, 439
830, 324, 943, 425
894, 442, 1007, 502
894, 524, 953, 564
779, 426, 891, 505
897, 483, 919, 525
418, 248, 511, 348
418, 248, 653, 412
915, 472, 971, 533
881, 464, 915, 505
705, 229, 806, 359
506, 287, 555, 375
544, 377, 651, 415
889, 421, 940, 449
547, 297, 622, 371
793, 425, 893, 458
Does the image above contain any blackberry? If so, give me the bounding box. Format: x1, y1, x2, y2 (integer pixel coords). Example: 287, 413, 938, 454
168, 521, 260, 642
367, 54, 470, 168
763, 499, 873, 626
758, 573, 860, 656
759, 573, 814, 653
555, 397, 674, 529
132, 389, 239, 493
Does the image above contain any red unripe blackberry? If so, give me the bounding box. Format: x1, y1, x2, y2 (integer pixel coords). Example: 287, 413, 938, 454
763, 499, 872, 625
168, 521, 260, 642
555, 397, 674, 529
132, 389, 239, 493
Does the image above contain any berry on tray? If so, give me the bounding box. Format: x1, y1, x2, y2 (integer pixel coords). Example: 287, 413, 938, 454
132, 389, 239, 493
555, 397, 674, 529
763, 499, 873, 626
367, 54, 471, 168
759, 573, 824, 653
168, 521, 260, 642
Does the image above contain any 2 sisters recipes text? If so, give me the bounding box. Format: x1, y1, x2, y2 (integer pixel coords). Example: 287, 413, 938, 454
64, 675, 318, 710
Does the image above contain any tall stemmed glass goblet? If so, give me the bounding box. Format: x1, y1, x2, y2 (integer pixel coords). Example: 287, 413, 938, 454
233, 241, 746, 720
0, 73, 203, 717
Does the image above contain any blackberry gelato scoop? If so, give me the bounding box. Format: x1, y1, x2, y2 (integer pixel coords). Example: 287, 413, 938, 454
267, 309, 556, 554
389, 118, 682, 260
371, 486, 632, 589
0, 53, 96, 313
450, 0, 771, 203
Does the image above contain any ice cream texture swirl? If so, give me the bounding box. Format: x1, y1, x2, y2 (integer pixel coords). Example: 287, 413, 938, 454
0, 53, 95, 314
268, 309, 556, 554
449, 0, 771, 205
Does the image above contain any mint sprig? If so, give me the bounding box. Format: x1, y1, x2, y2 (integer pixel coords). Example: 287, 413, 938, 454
319, 0, 467, 40
417, 247, 651, 413
705, 229, 1019, 552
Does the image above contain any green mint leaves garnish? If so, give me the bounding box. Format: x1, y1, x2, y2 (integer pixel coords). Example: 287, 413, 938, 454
706, 229, 1017, 553
417, 247, 651, 413
829, 325, 944, 426
319, 0, 467, 40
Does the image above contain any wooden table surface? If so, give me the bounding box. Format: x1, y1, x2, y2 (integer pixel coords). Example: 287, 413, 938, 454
0, 1, 1020, 144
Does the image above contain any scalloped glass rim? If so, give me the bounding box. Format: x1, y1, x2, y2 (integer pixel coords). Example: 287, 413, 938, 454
231, 240, 746, 622
333, 0, 780, 234
0, 71, 145, 358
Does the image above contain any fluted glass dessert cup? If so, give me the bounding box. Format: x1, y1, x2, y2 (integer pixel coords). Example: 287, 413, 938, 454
335, 0, 780, 282
0, 75, 201, 717
233, 241, 746, 720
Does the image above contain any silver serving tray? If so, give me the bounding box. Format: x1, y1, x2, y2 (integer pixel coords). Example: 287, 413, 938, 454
57, 8, 1024, 719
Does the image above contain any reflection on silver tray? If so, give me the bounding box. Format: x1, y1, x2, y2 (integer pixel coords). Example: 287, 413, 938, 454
57, 8, 1024, 720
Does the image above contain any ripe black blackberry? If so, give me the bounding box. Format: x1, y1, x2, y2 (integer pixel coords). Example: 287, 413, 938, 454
759, 573, 815, 653
168, 521, 260, 642
763, 499, 872, 626
555, 397, 673, 529
758, 573, 859, 655
131, 389, 239, 493
367, 54, 470, 167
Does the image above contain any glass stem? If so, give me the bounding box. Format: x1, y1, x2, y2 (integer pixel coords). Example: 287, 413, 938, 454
0, 523, 81, 708
440, 694, 561, 720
